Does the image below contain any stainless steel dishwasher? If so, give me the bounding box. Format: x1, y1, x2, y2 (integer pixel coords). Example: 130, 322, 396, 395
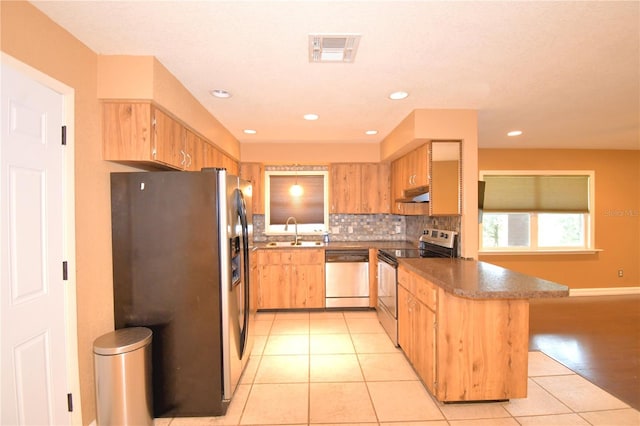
325, 249, 369, 308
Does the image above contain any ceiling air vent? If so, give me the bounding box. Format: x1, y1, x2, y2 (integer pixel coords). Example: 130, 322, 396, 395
309, 34, 361, 63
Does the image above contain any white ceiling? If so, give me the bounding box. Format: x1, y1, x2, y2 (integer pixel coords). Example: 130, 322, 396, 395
31, 1, 640, 150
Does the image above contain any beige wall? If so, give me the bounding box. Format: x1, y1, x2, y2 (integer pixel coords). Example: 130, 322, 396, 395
479, 149, 640, 289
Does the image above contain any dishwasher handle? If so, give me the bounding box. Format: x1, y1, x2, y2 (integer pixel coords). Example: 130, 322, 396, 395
325, 250, 369, 263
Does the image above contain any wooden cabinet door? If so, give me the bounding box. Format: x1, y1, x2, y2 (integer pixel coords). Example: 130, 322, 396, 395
291, 249, 324, 308
249, 250, 259, 312
257, 250, 292, 309
409, 144, 429, 188
360, 163, 390, 213
390, 158, 405, 214
184, 129, 205, 171
258, 263, 291, 309
368, 248, 378, 308
152, 107, 186, 169
293, 263, 324, 308
103, 102, 153, 162
397, 285, 412, 355
414, 301, 437, 394
202, 141, 217, 168
221, 153, 239, 175
240, 163, 265, 214
330, 163, 361, 213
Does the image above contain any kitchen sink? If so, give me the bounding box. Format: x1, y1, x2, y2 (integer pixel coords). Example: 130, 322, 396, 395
265, 241, 324, 248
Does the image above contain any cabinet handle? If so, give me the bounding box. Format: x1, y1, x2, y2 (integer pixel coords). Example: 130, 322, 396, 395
151, 117, 157, 159
186, 153, 192, 168
180, 150, 186, 166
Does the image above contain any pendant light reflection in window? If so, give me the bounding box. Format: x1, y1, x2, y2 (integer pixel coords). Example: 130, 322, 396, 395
289, 166, 304, 197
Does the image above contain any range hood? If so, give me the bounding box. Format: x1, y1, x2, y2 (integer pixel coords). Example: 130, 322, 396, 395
395, 185, 430, 203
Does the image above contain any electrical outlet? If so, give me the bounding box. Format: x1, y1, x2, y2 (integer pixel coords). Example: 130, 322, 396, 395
348, 226, 353, 234
618, 269, 624, 278
395, 225, 401, 234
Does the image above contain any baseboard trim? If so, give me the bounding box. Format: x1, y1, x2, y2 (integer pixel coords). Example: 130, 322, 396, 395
570, 287, 640, 296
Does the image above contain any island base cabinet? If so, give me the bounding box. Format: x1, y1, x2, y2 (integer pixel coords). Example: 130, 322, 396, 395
435, 291, 530, 402
397, 265, 530, 403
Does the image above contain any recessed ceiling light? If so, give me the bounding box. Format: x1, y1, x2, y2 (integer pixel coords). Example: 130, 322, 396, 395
507, 130, 523, 137
303, 114, 319, 121
243, 129, 257, 135
210, 89, 231, 99
389, 91, 409, 100
365, 130, 378, 135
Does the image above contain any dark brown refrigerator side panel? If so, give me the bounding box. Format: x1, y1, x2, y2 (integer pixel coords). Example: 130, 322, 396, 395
110, 171, 225, 417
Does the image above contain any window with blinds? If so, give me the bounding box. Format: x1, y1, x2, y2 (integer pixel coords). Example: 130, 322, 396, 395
264, 170, 329, 235
479, 171, 594, 252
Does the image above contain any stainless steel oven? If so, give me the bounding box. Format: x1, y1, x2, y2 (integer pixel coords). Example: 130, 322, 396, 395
375, 229, 458, 346
376, 251, 399, 345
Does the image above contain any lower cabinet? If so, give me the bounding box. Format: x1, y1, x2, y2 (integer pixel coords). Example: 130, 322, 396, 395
398, 273, 437, 394
397, 265, 529, 402
257, 249, 324, 309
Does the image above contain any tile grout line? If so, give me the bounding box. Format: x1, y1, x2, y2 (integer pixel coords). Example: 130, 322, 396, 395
347, 315, 382, 425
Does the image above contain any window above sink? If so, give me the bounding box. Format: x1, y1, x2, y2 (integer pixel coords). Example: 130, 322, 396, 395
264, 167, 329, 236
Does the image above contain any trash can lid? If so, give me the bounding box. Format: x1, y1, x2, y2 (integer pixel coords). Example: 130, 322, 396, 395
93, 327, 152, 355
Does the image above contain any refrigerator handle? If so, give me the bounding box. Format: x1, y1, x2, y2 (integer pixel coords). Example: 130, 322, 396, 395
237, 189, 251, 357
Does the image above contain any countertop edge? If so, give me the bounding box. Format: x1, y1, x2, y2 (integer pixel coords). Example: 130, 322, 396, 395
399, 258, 570, 300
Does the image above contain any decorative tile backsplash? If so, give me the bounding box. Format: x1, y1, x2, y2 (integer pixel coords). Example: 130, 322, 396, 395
406, 215, 461, 243
253, 213, 460, 244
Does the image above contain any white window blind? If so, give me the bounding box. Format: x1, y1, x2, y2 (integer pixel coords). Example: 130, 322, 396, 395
482, 174, 590, 213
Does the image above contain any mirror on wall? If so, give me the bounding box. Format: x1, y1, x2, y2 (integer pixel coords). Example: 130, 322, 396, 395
429, 141, 461, 216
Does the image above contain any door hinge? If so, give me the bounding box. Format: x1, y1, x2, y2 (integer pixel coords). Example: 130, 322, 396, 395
67, 393, 73, 412
62, 261, 68, 281
61, 125, 67, 146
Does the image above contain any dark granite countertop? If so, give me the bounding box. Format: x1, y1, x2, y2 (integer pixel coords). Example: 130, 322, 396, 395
254, 240, 417, 250
399, 257, 570, 300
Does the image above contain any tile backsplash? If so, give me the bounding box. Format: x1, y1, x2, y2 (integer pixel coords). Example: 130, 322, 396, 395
253, 214, 460, 244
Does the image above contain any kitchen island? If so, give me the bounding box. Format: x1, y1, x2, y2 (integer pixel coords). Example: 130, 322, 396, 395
396, 257, 569, 403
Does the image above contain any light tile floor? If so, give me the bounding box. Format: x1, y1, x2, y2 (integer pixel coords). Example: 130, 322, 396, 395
156, 310, 640, 426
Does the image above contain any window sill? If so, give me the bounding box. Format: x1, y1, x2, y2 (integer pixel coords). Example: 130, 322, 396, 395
479, 249, 602, 256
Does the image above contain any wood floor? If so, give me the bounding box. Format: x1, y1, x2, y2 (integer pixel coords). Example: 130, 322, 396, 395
529, 294, 640, 410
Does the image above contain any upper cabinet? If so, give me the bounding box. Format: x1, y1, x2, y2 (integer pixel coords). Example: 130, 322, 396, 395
239, 163, 264, 214
390, 144, 430, 215
330, 163, 390, 214
390, 141, 461, 216
103, 101, 238, 172
429, 141, 461, 216
402, 144, 429, 189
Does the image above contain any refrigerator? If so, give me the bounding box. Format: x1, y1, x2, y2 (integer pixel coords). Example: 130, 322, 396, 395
110, 169, 254, 418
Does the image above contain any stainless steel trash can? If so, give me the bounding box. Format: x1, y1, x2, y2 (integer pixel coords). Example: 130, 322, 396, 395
93, 327, 153, 426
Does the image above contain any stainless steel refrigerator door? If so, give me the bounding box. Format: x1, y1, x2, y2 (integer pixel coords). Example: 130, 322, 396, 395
221, 174, 254, 402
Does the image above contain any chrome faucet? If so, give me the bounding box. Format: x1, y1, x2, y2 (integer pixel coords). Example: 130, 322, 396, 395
284, 216, 299, 245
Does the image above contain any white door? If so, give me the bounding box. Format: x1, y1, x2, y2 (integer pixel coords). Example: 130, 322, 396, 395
1, 62, 70, 425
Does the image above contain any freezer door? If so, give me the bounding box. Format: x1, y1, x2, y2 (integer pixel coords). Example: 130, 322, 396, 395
221, 174, 254, 401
